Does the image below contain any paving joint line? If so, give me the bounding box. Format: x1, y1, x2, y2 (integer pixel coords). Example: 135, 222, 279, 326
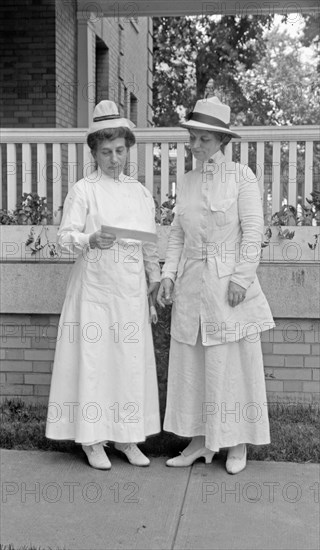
170, 465, 193, 550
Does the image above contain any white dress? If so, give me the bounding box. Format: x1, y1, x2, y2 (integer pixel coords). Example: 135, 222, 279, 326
46, 168, 161, 445
162, 150, 275, 451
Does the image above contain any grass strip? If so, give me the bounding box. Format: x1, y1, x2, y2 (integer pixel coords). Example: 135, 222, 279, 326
1, 399, 319, 463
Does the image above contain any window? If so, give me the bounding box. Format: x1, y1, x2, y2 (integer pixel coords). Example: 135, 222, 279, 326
95, 37, 109, 104
130, 93, 138, 125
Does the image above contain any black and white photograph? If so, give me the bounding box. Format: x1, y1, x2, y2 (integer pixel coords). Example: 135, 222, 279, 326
0, 1, 319, 549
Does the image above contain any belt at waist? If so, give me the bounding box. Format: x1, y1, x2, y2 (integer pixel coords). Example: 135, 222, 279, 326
183, 243, 220, 261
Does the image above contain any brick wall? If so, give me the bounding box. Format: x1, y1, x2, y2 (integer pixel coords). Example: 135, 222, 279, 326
0, 0, 56, 127
0, 315, 57, 404
0, 5, 152, 129
0, 0, 77, 128
122, 18, 150, 127
261, 320, 320, 403
93, 18, 119, 105
93, 17, 151, 127
0, 315, 319, 405
55, 0, 77, 127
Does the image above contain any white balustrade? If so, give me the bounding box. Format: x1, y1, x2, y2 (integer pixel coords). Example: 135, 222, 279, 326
7, 143, 17, 212
0, 126, 319, 224
37, 143, 47, 198
0, 144, 2, 209
272, 141, 281, 215
22, 143, 32, 195
52, 143, 62, 224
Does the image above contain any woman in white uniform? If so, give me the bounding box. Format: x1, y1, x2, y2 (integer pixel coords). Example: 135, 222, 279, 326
158, 97, 275, 474
46, 100, 161, 469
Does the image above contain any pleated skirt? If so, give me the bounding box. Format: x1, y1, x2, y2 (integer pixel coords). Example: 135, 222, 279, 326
163, 331, 270, 452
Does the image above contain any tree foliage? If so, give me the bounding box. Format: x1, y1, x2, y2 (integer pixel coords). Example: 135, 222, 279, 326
153, 15, 272, 126
153, 15, 319, 126
300, 14, 320, 47
238, 26, 320, 125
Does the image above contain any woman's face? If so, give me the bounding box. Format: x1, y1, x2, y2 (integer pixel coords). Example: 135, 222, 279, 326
93, 138, 128, 178
189, 129, 221, 162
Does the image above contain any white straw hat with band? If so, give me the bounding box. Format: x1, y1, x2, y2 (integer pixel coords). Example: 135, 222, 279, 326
181, 96, 241, 139
87, 100, 135, 136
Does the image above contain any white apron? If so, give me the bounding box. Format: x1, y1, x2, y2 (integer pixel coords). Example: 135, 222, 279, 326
46, 169, 161, 444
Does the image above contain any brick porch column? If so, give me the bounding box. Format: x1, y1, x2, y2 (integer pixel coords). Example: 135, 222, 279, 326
77, 13, 96, 127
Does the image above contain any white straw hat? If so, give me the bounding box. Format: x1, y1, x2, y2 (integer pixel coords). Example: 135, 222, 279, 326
87, 100, 135, 136
181, 96, 241, 139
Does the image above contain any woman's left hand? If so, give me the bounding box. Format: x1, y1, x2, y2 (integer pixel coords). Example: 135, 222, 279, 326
228, 281, 246, 307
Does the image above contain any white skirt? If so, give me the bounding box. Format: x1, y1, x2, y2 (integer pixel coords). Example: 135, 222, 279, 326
163, 330, 270, 452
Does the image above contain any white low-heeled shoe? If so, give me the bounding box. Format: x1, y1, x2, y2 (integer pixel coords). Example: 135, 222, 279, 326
114, 443, 150, 466
226, 444, 247, 474
166, 447, 215, 467
82, 443, 111, 470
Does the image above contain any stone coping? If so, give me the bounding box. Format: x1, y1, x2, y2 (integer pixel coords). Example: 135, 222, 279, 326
1, 225, 319, 263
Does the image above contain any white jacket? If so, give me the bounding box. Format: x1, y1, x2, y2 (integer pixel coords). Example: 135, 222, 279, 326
162, 150, 275, 346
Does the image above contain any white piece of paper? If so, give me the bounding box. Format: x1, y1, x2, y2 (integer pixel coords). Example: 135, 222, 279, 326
101, 225, 157, 243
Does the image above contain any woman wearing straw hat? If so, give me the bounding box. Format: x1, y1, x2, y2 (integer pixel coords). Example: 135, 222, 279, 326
158, 97, 275, 474
46, 100, 161, 469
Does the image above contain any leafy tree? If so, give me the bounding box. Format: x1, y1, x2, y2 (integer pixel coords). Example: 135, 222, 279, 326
153, 16, 319, 127
300, 14, 320, 71
300, 14, 320, 47
153, 15, 272, 126
238, 26, 320, 126
153, 16, 320, 217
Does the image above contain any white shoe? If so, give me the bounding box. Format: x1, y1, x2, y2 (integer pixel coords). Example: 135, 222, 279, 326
226, 444, 247, 474
114, 443, 150, 466
166, 447, 215, 467
82, 443, 111, 470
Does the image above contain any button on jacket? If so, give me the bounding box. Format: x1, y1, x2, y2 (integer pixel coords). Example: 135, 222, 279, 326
162, 150, 275, 346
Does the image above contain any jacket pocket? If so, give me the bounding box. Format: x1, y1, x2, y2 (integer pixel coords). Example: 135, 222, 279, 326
210, 198, 237, 226
214, 256, 235, 279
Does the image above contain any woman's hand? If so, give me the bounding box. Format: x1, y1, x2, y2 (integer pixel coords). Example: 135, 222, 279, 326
157, 278, 174, 308
89, 230, 116, 249
228, 281, 246, 307
148, 281, 160, 301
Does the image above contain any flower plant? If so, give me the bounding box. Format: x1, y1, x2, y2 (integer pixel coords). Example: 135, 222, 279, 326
155, 194, 176, 225
0, 193, 52, 225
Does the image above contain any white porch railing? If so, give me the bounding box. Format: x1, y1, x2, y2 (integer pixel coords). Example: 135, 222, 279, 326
1, 125, 319, 224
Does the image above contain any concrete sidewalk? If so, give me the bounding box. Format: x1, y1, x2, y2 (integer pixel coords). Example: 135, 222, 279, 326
1, 449, 319, 550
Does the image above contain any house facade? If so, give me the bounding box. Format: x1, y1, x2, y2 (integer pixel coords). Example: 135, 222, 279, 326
0, 0, 153, 129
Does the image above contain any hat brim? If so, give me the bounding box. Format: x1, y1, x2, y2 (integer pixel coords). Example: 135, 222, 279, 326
181, 120, 241, 139
87, 117, 135, 137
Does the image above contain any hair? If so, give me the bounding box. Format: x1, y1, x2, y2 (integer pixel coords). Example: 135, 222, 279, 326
188, 129, 232, 154
212, 131, 232, 153
87, 127, 136, 152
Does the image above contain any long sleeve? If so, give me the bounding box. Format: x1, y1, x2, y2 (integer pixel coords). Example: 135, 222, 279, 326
57, 181, 91, 254
230, 168, 264, 289
142, 194, 161, 283
161, 189, 185, 281
143, 241, 161, 283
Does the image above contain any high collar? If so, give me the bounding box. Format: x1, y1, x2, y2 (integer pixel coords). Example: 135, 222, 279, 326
211, 149, 225, 164
200, 149, 225, 172
96, 165, 125, 183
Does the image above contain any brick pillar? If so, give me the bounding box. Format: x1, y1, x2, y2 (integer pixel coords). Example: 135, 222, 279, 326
77, 14, 96, 127
55, 0, 77, 127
